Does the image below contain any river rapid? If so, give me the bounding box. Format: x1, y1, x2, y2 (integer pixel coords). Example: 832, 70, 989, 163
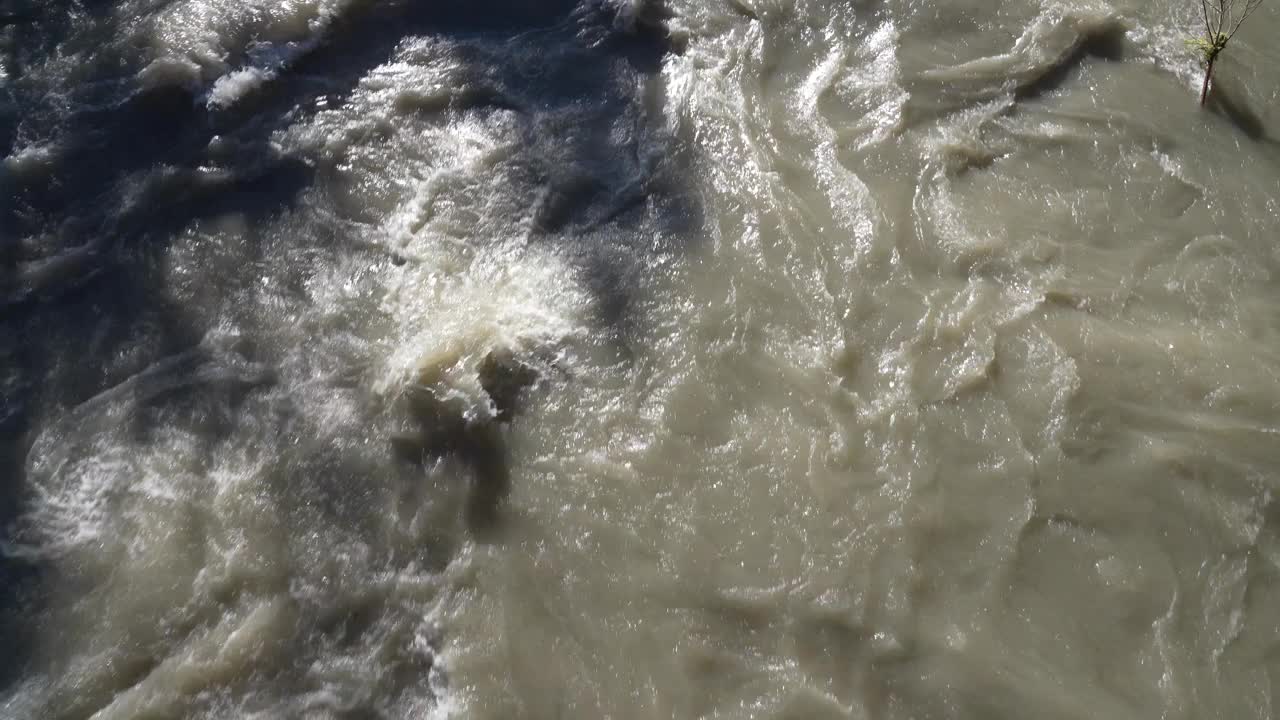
2, 0, 1280, 718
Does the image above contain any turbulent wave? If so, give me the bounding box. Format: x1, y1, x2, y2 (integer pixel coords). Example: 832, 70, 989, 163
3, 0, 1280, 718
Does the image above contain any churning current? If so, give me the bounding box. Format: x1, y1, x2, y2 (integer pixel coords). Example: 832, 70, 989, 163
2, 0, 1280, 717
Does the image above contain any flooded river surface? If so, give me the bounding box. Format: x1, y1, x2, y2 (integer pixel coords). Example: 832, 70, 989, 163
3, 0, 1280, 717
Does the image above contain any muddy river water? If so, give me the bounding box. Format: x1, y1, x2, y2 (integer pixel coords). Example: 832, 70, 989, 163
2, 1, 1280, 717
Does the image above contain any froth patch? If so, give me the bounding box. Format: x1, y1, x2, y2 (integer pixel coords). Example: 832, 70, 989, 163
264, 36, 593, 397
2, 452, 131, 560
378, 246, 589, 402
207, 67, 273, 108
2, 143, 58, 178
137, 56, 204, 90
4, 347, 273, 561
145, 0, 354, 81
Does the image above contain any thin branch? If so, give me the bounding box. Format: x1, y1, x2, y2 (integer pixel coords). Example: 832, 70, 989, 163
1227, 0, 1266, 39
1198, 0, 1266, 42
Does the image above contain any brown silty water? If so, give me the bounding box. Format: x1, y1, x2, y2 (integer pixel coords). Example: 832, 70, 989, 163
2, 1, 1279, 718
